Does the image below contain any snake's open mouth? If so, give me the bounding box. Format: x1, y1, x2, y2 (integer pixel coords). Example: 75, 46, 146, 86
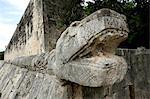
71, 28, 128, 60
91, 28, 128, 54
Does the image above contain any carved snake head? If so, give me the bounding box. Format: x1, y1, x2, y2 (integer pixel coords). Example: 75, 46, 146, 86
55, 9, 129, 87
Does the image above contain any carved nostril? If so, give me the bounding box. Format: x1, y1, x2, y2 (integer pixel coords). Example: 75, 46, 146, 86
86, 19, 90, 22
105, 63, 109, 66
72, 23, 77, 26
71, 21, 80, 27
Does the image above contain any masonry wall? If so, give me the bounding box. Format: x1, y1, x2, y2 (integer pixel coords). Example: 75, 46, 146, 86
4, 0, 67, 60
4, 0, 82, 60
43, 0, 66, 52
0, 48, 149, 99
4, 0, 45, 60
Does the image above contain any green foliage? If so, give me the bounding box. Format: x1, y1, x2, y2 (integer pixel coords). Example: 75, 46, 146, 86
45, 0, 84, 28
54, 0, 84, 26
84, 0, 149, 48
0, 51, 4, 60
44, 0, 149, 48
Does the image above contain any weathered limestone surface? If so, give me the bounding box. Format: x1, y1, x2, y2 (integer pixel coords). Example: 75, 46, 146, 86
0, 49, 149, 99
0, 61, 4, 68
42, 0, 67, 52
0, 63, 70, 99
5, 0, 45, 60
115, 48, 150, 99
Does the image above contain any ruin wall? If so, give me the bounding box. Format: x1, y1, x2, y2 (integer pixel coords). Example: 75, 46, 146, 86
4, 0, 45, 60
43, 0, 66, 52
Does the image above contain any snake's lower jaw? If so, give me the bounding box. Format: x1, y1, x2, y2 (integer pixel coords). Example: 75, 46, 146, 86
55, 55, 127, 87
90, 55, 127, 87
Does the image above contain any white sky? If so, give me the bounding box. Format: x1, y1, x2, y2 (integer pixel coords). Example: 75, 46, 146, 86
0, 0, 92, 52
0, 0, 30, 51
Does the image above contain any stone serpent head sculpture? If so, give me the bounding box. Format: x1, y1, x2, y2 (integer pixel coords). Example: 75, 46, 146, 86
54, 8, 129, 87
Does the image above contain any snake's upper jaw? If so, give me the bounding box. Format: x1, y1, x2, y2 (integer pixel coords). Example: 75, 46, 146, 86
79, 8, 129, 55
94, 29, 128, 54
56, 8, 129, 64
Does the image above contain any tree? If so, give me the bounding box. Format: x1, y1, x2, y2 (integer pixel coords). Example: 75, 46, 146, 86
84, 0, 149, 48
44, 0, 84, 28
